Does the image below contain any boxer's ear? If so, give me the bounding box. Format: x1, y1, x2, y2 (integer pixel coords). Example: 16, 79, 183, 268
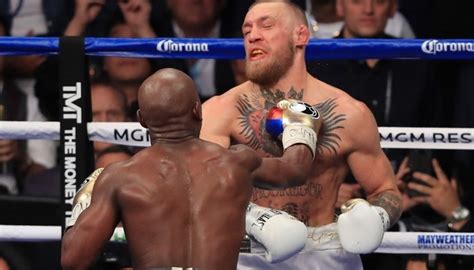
137, 109, 148, 128
193, 101, 202, 121
294, 24, 309, 47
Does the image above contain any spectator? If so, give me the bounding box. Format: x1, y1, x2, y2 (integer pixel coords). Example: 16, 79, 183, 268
0, 16, 46, 195
35, 1, 155, 122
22, 80, 128, 198
1, 0, 67, 78
432, 62, 474, 270
307, 0, 415, 38
308, 0, 441, 169
1, 0, 75, 173
308, 1, 442, 268
102, 20, 153, 108
398, 158, 470, 231
90, 80, 129, 155
117, 0, 245, 101
0, 1, 67, 178
63, 0, 109, 37
395, 155, 473, 269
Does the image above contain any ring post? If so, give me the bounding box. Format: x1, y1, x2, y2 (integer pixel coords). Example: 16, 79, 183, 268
59, 37, 95, 235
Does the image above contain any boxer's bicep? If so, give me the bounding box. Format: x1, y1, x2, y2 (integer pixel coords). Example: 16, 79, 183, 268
345, 103, 393, 190
201, 98, 232, 147
349, 147, 402, 226
348, 145, 398, 199
346, 107, 401, 225
62, 173, 120, 269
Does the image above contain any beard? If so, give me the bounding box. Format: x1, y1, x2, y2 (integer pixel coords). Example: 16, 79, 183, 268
245, 42, 295, 86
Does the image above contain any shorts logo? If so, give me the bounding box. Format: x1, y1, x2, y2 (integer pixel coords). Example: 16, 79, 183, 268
156, 39, 209, 53
253, 209, 282, 230
421, 40, 474, 55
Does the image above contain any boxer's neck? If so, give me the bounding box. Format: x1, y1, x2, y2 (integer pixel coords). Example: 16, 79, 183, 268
149, 128, 198, 144
255, 57, 308, 92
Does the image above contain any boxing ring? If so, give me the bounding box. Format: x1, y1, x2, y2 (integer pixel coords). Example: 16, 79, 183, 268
0, 37, 473, 256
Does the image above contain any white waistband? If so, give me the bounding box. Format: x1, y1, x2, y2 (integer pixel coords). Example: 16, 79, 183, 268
250, 222, 343, 253
306, 223, 342, 250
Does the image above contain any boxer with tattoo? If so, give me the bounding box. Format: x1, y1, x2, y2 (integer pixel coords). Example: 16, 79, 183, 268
200, 1, 402, 269
61, 68, 320, 270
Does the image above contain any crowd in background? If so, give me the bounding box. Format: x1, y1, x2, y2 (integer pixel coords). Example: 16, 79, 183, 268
0, 0, 473, 269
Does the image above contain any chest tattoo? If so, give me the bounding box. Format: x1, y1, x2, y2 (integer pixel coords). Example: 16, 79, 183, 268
313, 98, 346, 155
236, 87, 303, 155
236, 88, 346, 156
252, 183, 323, 200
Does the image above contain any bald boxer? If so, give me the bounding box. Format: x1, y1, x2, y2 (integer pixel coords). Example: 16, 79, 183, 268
61, 68, 320, 270
200, 1, 402, 269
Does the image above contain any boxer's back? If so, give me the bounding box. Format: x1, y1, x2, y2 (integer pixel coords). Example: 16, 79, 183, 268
115, 139, 258, 269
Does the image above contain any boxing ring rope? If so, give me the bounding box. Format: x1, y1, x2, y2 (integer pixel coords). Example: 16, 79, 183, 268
1, 37, 473, 255
0, 121, 473, 150
1, 37, 474, 59
0, 225, 472, 255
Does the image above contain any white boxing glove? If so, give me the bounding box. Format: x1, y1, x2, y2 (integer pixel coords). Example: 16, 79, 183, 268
245, 202, 307, 263
337, 198, 390, 254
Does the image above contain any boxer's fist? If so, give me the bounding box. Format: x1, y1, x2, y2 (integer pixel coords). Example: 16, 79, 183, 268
265, 99, 322, 158
337, 199, 390, 254
66, 168, 104, 229
246, 202, 307, 263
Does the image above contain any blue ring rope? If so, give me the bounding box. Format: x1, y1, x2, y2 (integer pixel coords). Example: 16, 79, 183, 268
0, 37, 473, 59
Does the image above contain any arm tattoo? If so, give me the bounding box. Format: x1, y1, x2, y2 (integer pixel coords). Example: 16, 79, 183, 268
370, 191, 402, 226
314, 98, 346, 155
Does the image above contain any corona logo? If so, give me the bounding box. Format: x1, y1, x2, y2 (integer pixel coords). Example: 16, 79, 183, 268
156, 39, 209, 53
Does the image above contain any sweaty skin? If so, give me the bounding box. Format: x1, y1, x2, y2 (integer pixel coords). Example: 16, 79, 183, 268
61, 69, 267, 270
201, 1, 401, 227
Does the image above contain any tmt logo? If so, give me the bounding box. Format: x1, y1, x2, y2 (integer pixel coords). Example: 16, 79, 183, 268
62, 82, 82, 124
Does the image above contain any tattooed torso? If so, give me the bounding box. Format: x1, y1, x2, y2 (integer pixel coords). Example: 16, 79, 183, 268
234, 87, 351, 226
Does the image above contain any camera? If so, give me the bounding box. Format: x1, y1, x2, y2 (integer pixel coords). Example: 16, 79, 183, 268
405, 149, 434, 198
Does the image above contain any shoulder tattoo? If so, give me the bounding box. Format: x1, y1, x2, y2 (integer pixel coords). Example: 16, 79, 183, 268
314, 98, 346, 156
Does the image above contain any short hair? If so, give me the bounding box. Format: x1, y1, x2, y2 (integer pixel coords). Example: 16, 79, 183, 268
250, 0, 308, 27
